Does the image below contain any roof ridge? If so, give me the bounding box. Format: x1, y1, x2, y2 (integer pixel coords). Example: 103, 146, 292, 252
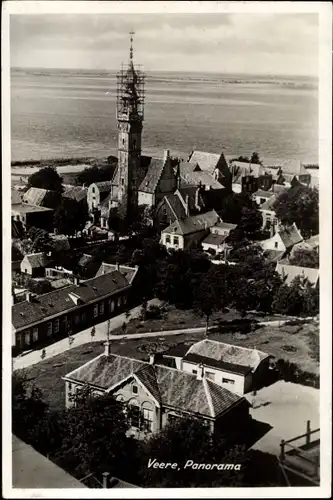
202, 378, 215, 417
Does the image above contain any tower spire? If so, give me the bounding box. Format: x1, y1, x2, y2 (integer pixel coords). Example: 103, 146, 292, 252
129, 31, 135, 64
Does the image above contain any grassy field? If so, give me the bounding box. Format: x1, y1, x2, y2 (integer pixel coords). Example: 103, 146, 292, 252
19, 317, 319, 413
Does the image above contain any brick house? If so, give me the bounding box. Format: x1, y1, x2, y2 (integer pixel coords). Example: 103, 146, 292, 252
63, 345, 250, 439
12, 268, 136, 353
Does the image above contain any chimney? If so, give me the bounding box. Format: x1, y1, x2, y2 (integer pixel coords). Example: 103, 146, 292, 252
149, 353, 155, 365
115, 262, 120, 271
185, 195, 189, 217
25, 291, 33, 302
102, 472, 110, 489
104, 341, 111, 357
196, 363, 204, 380
163, 149, 170, 162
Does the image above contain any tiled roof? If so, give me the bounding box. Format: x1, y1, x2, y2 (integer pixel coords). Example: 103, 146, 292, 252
262, 158, 306, 175
63, 186, 88, 202
188, 151, 222, 174
254, 189, 275, 199
263, 249, 285, 262
186, 339, 269, 371
180, 169, 224, 190
92, 181, 112, 193
214, 221, 237, 230
269, 184, 289, 194
162, 210, 220, 236
138, 159, 165, 194
22, 252, 51, 269
304, 234, 319, 249
22, 188, 54, 206
276, 263, 319, 286
163, 194, 188, 220
12, 270, 130, 331
279, 224, 303, 249
12, 189, 23, 205
183, 352, 252, 376
12, 204, 53, 214
260, 195, 277, 211
64, 353, 243, 419
95, 263, 139, 284
202, 233, 227, 247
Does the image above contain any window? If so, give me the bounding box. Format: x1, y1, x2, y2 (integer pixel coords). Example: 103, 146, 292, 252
93, 304, 98, 317
128, 401, 140, 428
92, 187, 95, 194
47, 322, 52, 336
192, 369, 197, 375
260, 198, 266, 204
54, 319, 59, 334
123, 295, 127, 305
122, 138, 125, 146
121, 178, 125, 186
173, 236, 179, 246
132, 385, 138, 394
206, 371, 215, 381
222, 377, 235, 385
165, 235, 171, 244
274, 241, 278, 249
117, 297, 122, 308
141, 408, 153, 432
74, 315, 80, 324
109, 299, 115, 312
68, 383, 72, 392
99, 302, 104, 315
24, 331, 31, 346
32, 328, 38, 342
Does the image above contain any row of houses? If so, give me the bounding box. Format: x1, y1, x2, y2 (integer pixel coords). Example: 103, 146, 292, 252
12, 263, 139, 352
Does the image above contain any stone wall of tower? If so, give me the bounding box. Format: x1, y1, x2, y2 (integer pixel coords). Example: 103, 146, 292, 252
117, 118, 143, 218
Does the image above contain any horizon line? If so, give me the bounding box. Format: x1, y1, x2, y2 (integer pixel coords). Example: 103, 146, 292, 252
10, 65, 318, 79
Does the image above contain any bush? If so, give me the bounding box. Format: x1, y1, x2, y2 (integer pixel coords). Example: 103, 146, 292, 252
146, 305, 162, 320
275, 358, 319, 388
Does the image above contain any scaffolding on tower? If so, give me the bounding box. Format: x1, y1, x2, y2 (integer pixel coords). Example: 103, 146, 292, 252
116, 35, 145, 122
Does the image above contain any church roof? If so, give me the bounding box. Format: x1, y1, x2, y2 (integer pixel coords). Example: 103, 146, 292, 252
138, 159, 165, 194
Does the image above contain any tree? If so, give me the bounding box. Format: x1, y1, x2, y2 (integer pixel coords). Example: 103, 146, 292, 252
289, 248, 319, 269
12, 372, 49, 445
54, 198, 89, 235
76, 160, 117, 187
273, 185, 319, 239
27, 278, 53, 295
272, 276, 319, 316
54, 387, 135, 479
12, 244, 23, 261
27, 227, 54, 253
250, 152, 261, 164
27, 166, 63, 193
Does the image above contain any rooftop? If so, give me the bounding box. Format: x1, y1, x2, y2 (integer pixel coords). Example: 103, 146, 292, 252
162, 210, 220, 236
95, 263, 139, 284
12, 204, 53, 214
276, 263, 319, 286
254, 189, 275, 199
22, 187, 55, 206
21, 252, 51, 269
186, 339, 270, 372
63, 185, 88, 202
202, 232, 227, 247
64, 352, 244, 419
188, 150, 224, 174
12, 270, 130, 331
279, 224, 303, 249
138, 158, 166, 194
260, 195, 277, 211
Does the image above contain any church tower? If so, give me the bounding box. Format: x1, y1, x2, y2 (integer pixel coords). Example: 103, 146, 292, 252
116, 32, 145, 218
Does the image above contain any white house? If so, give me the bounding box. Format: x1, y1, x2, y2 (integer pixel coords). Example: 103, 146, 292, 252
87, 181, 112, 212
160, 210, 220, 251
275, 263, 319, 287
161, 339, 272, 396
201, 221, 237, 255
261, 223, 303, 254
253, 189, 276, 207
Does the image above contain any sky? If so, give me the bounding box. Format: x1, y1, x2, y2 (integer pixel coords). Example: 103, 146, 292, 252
10, 13, 319, 76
